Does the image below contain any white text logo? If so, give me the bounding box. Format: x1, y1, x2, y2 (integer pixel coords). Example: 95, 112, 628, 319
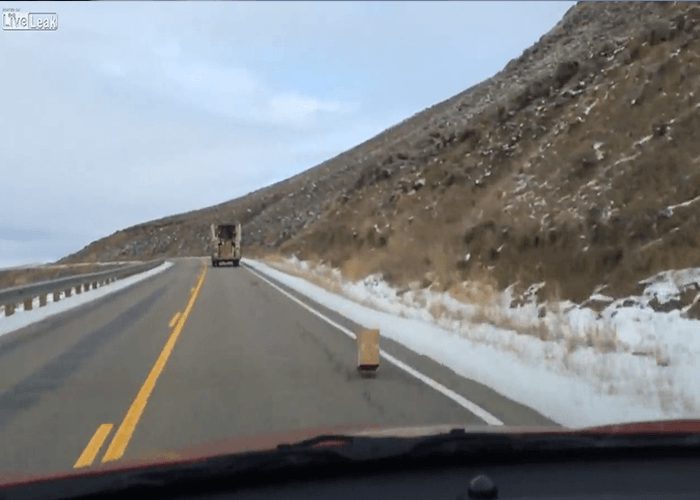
3, 9, 58, 31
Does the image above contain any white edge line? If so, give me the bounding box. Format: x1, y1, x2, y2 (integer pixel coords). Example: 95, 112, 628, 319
245, 265, 504, 426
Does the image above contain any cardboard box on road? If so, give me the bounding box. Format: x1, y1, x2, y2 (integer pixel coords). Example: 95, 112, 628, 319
357, 328, 380, 375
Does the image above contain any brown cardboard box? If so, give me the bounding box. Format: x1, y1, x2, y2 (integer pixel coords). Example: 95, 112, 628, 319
357, 328, 380, 372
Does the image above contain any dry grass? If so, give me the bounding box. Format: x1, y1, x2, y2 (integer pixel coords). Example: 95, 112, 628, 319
565, 324, 618, 354
341, 255, 382, 282
262, 256, 344, 295
446, 278, 501, 306
0, 263, 124, 290
468, 306, 554, 341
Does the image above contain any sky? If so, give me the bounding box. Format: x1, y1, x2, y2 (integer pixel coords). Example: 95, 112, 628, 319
0, 1, 573, 267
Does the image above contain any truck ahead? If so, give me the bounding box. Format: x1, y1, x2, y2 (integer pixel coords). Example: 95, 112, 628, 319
210, 223, 242, 267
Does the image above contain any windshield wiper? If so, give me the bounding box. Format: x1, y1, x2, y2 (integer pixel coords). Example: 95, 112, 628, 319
5, 429, 700, 500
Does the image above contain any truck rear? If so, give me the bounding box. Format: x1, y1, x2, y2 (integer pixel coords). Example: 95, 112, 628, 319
211, 223, 242, 267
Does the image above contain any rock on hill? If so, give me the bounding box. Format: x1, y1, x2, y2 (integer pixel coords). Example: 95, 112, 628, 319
63, 2, 700, 302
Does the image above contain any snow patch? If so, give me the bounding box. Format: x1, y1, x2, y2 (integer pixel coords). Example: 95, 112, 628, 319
613, 152, 640, 166
584, 99, 598, 115
634, 134, 653, 147
593, 142, 605, 161
637, 268, 700, 305
664, 195, 700, 216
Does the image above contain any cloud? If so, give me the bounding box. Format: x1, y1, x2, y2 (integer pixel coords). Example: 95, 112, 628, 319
159, 59, 261, 99
92, 39, 355, 129
265, 93, 356, 128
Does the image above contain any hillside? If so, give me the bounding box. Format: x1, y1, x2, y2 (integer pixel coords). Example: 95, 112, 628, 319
63, 2, 700, 303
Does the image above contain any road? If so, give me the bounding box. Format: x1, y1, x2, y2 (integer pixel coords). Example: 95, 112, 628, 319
0, 258, 552, 480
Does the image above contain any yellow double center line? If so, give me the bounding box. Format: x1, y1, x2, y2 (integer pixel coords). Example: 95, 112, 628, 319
74, 424, 113, 468
96, 264, 207, 463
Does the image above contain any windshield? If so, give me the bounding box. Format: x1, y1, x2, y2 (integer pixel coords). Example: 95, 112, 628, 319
1, 0, 699, 482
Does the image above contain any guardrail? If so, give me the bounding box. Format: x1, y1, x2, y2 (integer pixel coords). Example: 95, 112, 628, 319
0, 260, 165, 317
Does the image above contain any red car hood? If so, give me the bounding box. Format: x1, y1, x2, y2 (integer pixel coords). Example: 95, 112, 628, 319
2, 419, 700, 486
140, 419, 700, 462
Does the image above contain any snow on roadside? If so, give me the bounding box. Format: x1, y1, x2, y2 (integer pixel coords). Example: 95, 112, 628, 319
246, 258, 700, 427
0, 262, 173, 337
638, 268, 700, 304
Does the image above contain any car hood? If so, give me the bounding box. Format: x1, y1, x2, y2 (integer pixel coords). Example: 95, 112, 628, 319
137, 419, 700, 463
3, 419, 700, 486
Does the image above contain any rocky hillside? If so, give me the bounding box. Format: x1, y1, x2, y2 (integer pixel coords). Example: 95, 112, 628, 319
63, 2, 700, 302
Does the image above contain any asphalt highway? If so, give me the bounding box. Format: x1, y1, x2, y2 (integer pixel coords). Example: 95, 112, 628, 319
0, 258, 552, 481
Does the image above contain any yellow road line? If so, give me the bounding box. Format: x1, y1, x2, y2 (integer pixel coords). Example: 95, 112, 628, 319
168, 311, 181, 329
102, 266, 207, 463
74, 423, 113, 468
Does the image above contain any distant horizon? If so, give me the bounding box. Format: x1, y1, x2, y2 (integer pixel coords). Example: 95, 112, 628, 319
1, 1, 574, 266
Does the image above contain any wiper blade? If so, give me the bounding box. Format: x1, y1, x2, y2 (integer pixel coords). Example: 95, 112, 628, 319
5, 429, 700, 500
276, 428, 700, 465
276, 434, 355, 451
275, 433, 414, 461
393, 427, 700, 462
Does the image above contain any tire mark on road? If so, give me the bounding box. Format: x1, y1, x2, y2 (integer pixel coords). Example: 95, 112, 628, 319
0, 287, 165, 430
0, 273, 172, 361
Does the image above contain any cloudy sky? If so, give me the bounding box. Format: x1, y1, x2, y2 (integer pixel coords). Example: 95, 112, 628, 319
0, 1, 573, 267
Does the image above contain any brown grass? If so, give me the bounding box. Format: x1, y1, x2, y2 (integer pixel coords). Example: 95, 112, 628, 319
0, 263, 125, 290
262, 257, 344, 295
